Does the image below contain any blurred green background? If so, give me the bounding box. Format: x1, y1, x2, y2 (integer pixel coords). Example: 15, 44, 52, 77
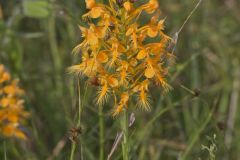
0, 0, 239, 159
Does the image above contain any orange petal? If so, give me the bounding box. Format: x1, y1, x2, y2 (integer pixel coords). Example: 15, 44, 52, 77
14, 129, 27, 140
123, 2, 131, 11
88, 32, 98, 45
112, 104, 124, 116
2, 125, 14, 136
85, 0, 95, 9
137, 50, 147, 60
144, 67, 155, 78
130, 58, 138, 66
8, 114, 19, 123
147, 28, 158, 37
108, 77, 118, 87
89, 7, 103, 18
158, 19, 165, 30
97, 51, 108, 63
0, 72, 10, 83
126, 28, 134, 36
144, 0, 159, 14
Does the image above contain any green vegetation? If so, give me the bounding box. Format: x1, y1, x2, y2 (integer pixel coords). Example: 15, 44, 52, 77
0, 0, 239, 159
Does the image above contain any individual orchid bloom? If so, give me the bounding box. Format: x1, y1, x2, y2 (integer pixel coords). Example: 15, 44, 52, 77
79, 25, 106, 47
70, 0, 173, 116
126, 23, 139, 49
142, 0, 159, 14
106, 39, 126, 68
83, 0, 106, 19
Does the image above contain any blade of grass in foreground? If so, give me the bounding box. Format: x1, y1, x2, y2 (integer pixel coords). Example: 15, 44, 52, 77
180, 94, 221, 160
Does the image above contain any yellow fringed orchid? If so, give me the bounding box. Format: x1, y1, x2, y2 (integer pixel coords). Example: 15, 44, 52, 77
69, 0, 173, 116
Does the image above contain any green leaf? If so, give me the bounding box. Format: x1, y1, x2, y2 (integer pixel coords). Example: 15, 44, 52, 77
23, 0, 50, 18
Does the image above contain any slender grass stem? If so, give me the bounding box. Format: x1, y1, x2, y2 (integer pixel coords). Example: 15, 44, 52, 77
69, 78, 84, 160
48, 10, 62, 94
77, 78, 82, 126
99, 105, 104, 160
180, 99, 217, 160
122, 108, 129, 160
4, 139, 7, 160
70, 143, 77, 160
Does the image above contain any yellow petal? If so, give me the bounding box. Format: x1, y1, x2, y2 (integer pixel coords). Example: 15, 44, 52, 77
112, 104, 124, 116
97, 51, 108, 63
150, 0, 159, 7
2, 125, 14, 136
123, 2, 131, 11
120, 92, 129, 104
8, 114, 19, 123
130, 58, 138, 66
89, 7, 103, 18
96, 83, 109, 105
79, 26, 87, 36
85, 0, 95, 9
108, 77, 118, 87
0, 97, 12, 107
144, 0, 159, 14
14, 129, 27, 140
126, 28, 134, 36
132, 85, 140, 92
147, 28, 158, 37
67, 64, 85, 74
95, 26, 106, 38
144, 67, 155, 78
112, 92, 129, 116
87, 32, 98, 45
158, 19, 165, 30
137, 50, 147, 60
0, 72, 10, 83
139, 89, 150, 110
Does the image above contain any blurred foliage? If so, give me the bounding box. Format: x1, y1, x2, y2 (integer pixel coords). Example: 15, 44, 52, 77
0, 0, 239, 160
23, 0, 50, 18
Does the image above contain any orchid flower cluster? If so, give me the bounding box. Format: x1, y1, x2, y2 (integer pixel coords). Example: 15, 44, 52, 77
0, 64, 29, 139
70, 0, 172, 116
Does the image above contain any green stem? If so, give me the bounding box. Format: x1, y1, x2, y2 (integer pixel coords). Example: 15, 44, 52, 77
69, 78, 83, 160
4, 139, 7, 160
122, 109, 129, 160
70, 143, 77, 160
99, 105, 104, 160
77, 79, 82, 126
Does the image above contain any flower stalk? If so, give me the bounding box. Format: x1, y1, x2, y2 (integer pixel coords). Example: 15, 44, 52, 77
122, 108, 129, 160
99, 105, 105, 160
69, 78, 83, 160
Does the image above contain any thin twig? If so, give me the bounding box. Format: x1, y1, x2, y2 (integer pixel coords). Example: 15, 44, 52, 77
177, 0, 202, 35
169, 0, 202, 54
47, 138, 67, 160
